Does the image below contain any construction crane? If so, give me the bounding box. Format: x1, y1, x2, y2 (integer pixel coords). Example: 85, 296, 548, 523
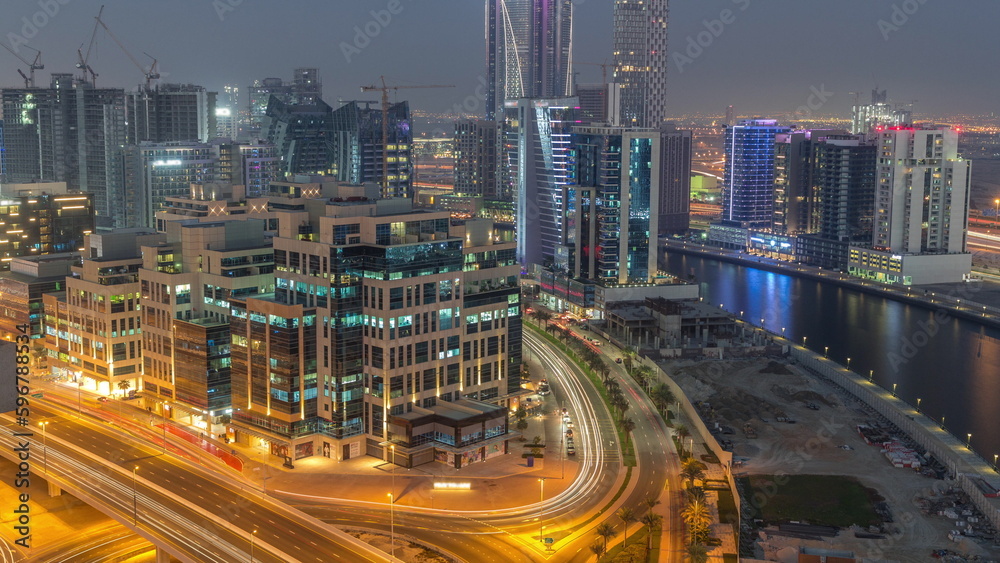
574, 60, 612, 87
94, 8, 159, 91
76, 5, 103, 86
360, 77, 454, 195
0, 44, 43, 88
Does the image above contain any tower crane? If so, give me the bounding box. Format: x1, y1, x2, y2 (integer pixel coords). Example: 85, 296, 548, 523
573, 60, 612, 87
0, 44, 43, 88
94, 8, 159, 91
76, 5, 103, 86
360, 77, 454, 195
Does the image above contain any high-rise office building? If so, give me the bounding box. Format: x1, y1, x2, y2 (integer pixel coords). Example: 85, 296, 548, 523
330, 101, 413, 199
513, 97, 579, 269
216, 107, 237, 139
247, 68, 322, 138
659, 124, 692, 234
2, 75, 127, 228
720, 119, 791, 229
0, 182, 95, 266
613, 0, 669, 127
874, 127, 969, 254
262, 96, 335, 176
851, 89, 911, 135
44, 229, 165, 396
848, 126, 971, 284
573, 125, 660, 285
486, 0, 574, 120
453, 119, 498, 198
125, 84, 217, 143
123, 139, 281, 229
139, 219, 274, 422
0, 254, 76, 341
725, 105, 735, 127
229, 184, 520, 467
0, 119, 5, 181
772, 129, 846, 235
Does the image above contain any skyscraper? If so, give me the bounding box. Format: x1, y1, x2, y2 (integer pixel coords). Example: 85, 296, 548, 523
125, 84, 217, 144
453, 119, 498, 197
873, 127, 969, 254
720, 119, 791, 229
486, 0, 574, 121
261, 96, 335, 176
851, 89, 911, 135
613, 0, 669, 127
330, 101, 413, 199
2, 75, 127, 228
573, 125, 660, 285
513, 97, 579, 269
659, 124, 692, 235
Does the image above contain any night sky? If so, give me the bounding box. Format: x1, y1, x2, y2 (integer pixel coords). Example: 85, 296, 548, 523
0, 0, 995, 118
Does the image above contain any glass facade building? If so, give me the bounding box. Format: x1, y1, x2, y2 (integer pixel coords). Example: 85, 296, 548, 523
721, 119, 790, 229
613, 0, 669, 128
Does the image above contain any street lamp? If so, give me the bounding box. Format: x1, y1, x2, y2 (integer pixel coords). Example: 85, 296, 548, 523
538, 477, 546, 544
941, 416, 946, 429
39, 422, 48, 473
869, 370, 874, 381
993, 454, 998, 469
824, 346, 829, 358
846, 357, 851, 370
892, 383, 897, 396
802, 336, 807, 347
781, 327, 786, 337
250, 528, 257, 563
132, 466, 138, 526
388, 493, 395, 558
994, 198, 999, 230
916, 398, 921, 412
390, 444, 396, 505
967, 434, 972, 448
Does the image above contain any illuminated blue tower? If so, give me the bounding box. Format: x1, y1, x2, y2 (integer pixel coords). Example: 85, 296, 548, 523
721, 119, 790, 229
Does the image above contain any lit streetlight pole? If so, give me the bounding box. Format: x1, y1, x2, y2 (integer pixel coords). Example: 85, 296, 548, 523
388, 493, 395, 558
995, 198, 999, 230
993, 454, 998, 469
538, 477, 546, 545
132, 466, 138, 526
846, 357, 851, 370
967, 434, 973, 448
250, 528, 257, 562
39, 422, 48, 473
892, 383, 897, 396
916, 398, 921, 412
824, 346, 829, 358
802, 336, 807, 347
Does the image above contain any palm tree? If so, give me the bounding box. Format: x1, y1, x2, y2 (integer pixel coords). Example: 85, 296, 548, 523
675, 424, 690, 455
589, 541, 606, 559
632, 365, 653, 390
620, 417, 636, 444
645, 495, 661, 512
683, 484, 706, 503
617, 397, 631, 420
536, 310, 552, 327
621, 346, 637, 373
685, 542, 709, 563
681, 458, 705, 487
650, 383, 676, 415
681, 498, 712, 544
616, 507, 637, 547
595, 522, 616, 552
641, 512, 663, 550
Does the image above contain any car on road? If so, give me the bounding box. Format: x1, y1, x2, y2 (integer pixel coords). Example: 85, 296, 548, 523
615, 358, 623, 364
97, 396, 109, 403
567, 445, 576, 455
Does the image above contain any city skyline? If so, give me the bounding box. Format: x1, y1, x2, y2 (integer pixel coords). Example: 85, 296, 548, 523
0, 1, 995, 119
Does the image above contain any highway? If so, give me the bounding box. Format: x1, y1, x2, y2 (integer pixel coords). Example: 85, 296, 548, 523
1, 399, 394, 563
12, 327, 680, 562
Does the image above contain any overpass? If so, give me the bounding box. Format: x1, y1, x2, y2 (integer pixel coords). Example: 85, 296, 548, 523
0, 402, 395, 563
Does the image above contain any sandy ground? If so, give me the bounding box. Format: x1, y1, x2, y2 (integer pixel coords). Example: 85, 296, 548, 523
346, 530, 451, 563
661, 357, 1000, 563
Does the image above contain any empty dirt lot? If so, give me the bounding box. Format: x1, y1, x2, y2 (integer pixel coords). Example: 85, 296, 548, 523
660, 357, 1000, 562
